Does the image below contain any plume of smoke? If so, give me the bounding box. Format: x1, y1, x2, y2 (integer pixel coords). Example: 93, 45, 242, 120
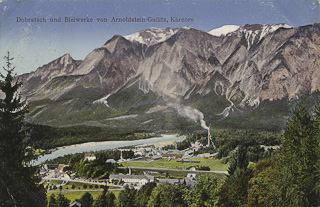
173, 104, 209, 130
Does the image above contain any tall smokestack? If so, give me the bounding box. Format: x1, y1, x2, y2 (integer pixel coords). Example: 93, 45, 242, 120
207, 126, 211, 147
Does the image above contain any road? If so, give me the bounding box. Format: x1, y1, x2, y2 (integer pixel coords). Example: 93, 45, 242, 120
126, 166, 228, 174
48, 189, 124, 193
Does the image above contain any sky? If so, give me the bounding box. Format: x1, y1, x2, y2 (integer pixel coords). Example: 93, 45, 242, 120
0, 0, 320, 75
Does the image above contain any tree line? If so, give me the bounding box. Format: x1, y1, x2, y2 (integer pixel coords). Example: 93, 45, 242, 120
46, 150, 135, 179
28, 124, 154, 150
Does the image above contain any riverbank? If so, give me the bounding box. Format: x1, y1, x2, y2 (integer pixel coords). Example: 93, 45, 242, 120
31, 134, 185, 165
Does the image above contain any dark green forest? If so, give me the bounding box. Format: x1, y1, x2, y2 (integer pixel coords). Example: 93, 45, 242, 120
28, 124, 156, 150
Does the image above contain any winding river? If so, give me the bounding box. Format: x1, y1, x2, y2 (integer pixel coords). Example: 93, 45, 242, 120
31, 134, 185, 165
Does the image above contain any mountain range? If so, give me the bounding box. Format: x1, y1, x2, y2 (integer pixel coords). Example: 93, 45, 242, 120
17, 23, 320, 132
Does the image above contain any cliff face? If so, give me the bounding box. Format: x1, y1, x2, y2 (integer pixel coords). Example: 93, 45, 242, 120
17, 23, 320, 130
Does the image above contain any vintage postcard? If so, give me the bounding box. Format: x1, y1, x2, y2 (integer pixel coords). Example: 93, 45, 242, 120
1, 0, 320, 206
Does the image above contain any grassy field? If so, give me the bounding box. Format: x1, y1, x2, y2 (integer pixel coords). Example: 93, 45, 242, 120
47, 190, 121, 203
121, 158, 228, 171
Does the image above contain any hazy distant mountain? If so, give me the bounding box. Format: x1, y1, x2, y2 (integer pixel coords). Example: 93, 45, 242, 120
18, 23, 320, 131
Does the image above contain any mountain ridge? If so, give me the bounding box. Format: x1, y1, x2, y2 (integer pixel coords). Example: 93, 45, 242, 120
17, 23, 320, 131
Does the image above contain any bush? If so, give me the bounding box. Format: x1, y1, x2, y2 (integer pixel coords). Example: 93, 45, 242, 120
83, 184, 87, 189
198, 166, 211, 171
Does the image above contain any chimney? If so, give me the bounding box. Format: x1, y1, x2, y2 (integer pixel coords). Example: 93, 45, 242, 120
207, 126, 211, 147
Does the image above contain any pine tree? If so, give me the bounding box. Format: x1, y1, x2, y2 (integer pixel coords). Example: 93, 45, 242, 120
228, 144, 249, 176
56, 193, 70, 207
105, 191, 116, 207
118, 186, 137, 207
135, 182, 157, 207
93, 193, 107, 207
80, 192, 94, 207
276, 98, 320, 207
0, 52, 46, 206
48, 194, 57, 207
188, 174, 220, 206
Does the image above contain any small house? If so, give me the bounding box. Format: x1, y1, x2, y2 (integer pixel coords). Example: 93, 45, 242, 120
106, 159, 117, 164
70, 201, 81, 207
186, 173, 197, 180
84, 153, 96, 161
44, 164, 59, 171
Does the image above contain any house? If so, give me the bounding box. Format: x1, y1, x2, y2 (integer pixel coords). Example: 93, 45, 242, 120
44, 164, 59, 171
151, 155, 162, 160
161, 149, 184, 159
58, 164, 65, 172
186, 173, 197, 180
39, 166, 48, 175
157, 178, 180, 185
184, 173, 198, 187
109, 174, 154, 186
70, 201, 81, 207
106, 159, 117, 164
197, 153, 217, 158
84, 153, 96, 161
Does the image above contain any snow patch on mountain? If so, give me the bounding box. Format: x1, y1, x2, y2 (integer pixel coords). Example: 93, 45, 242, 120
239, 24, 293, 46
93, 94, 112, 107
208, 25, 240, 36
209, 24, 292, 42
258, 24, 292, 41
124, 27, 179, 45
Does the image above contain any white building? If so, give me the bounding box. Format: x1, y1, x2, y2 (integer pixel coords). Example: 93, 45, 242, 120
109, 174, 154, 186
84, 153, 96, 161
106, 159, 117, 163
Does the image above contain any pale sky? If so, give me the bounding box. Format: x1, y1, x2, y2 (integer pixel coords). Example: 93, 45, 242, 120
1, 0, 319, 74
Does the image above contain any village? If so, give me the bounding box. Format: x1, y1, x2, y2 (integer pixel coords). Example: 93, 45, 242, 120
39, 129, 224, 192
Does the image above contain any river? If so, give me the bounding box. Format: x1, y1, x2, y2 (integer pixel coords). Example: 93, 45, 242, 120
31, 134, 185, 165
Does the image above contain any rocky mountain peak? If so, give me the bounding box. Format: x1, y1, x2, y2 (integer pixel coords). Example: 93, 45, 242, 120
124, 27, 180, 45
102, 35, 134, 54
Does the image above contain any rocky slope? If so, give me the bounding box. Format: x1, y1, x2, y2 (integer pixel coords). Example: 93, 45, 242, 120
17, 23, 320, 131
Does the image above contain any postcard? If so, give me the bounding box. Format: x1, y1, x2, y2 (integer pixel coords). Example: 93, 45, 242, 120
1, 0, 320, 206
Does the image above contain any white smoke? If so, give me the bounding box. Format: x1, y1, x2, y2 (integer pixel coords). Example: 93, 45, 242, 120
173, 104, 209, 130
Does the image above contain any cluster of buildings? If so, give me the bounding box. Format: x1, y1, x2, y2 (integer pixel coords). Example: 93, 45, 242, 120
40, 163, 72, 179
125, 141, 207, 161
109, 171, 198, 188
41, 130, 216, 190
